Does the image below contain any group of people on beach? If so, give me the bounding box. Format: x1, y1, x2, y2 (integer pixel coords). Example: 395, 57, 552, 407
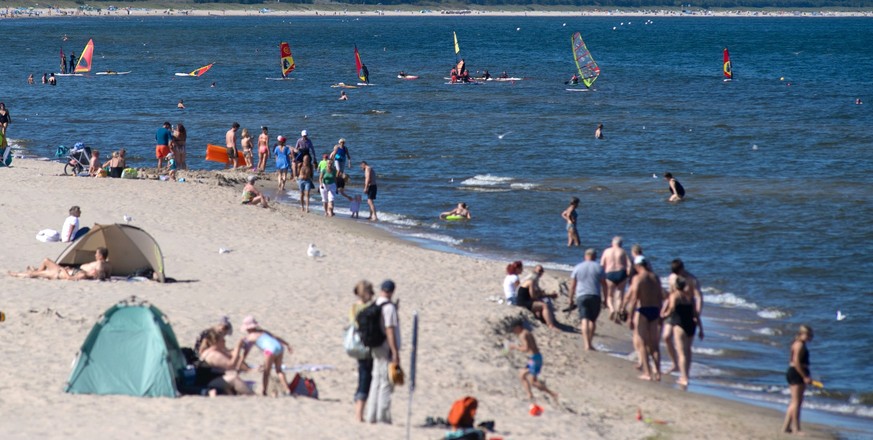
223, 124, 379, 221
154, 121, 188, 176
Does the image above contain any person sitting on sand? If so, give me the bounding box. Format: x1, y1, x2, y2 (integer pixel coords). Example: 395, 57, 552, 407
234, 316, 294, 396
508, 318, 559, 404
10, 247, 110, 281
241, 175, 269, 208
440, 202, 471, 220
198, 327, 253, 396
88, 149, 101, 176
503, 261, 523, 305
516, 265, 558, 330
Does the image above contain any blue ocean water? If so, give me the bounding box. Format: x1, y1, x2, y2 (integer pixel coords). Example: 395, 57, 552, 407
2, 15, 871, 434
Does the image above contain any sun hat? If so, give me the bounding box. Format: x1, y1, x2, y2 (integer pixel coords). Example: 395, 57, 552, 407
277, 135, 286, 143
301, 130, 308, 136
241, 316, 258, 332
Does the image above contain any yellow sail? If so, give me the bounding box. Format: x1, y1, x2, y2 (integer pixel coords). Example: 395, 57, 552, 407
280, 42, 295, 77
453, 31, 460, 55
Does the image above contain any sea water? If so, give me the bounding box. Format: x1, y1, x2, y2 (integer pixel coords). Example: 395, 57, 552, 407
2, 15, 871, 435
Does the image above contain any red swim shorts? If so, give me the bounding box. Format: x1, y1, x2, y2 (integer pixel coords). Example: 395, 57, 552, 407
155, 144, 170, 159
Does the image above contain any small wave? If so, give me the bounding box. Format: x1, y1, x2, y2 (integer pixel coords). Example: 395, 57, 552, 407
753, 327, 779, 336
403, 232, 462, 246
509, 183, 538, 190
330, 113, 346, 117
705, 292, 758, 310
724, 382, 768, 393
364, 109, 389, 115
757, 308, 788, 319
692, 347, 725, 356
460, 174, 513, 186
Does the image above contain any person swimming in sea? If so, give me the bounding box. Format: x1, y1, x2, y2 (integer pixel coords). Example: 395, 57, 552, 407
440, 202, 471, 220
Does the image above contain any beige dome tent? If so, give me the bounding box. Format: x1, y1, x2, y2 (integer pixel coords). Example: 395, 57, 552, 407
56, 224, 165, 282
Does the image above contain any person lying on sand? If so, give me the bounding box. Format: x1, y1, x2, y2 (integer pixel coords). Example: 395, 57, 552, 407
9, 247, 110, 281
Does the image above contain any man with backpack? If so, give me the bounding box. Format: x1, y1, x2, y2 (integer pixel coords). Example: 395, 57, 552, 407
360, 279, 401, 424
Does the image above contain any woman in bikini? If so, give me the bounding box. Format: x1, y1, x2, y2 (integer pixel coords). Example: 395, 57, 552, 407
560, 197, 580, 247
10, 248, 110, 281
257, 126, 270, 173
173, 123, 187, 169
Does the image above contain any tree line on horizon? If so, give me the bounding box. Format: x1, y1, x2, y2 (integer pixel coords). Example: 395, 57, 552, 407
99, 0, 872, 9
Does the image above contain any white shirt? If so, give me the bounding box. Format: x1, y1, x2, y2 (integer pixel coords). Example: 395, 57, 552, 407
503, 274, 520, 301
61, 215, 79, 242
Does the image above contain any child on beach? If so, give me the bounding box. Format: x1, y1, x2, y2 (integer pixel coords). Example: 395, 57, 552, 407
349, 194, 362, 218
508, 319, 558, 404
240, 128, 254, 169
234, 316, 293, 396
167, 152, 177, 181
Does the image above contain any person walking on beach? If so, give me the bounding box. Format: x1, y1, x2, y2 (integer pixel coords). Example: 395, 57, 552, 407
297, 155, 314, 213
273, 136, 290, 191
782, 325, 814, 435
366, 280, 401, 424
293, 130, 316, 178
225, 122, 240, 169
329, 138, 352, 175
508, 319, 559, 404
560, 197, 580, 247
361, 161, 378, 221
567, 248, 607, 351
257, 126, 270, 173
664, 172, 685, 202
155, 121, 172, 169
0, 103, 11, 136
601, 236, 631, 324
234, 316, 293, 396
320, 160, 338, 217
663, 259, 703, 374
350, 280, 375, 422
661, 276, 703, 387
624, 256, 663, 381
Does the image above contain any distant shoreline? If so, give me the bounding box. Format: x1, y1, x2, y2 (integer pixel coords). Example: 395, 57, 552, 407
3, 6, 873, 19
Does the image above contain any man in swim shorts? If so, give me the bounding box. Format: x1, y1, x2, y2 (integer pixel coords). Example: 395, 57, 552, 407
568, 248, 607, 351
624, 256, 664, 381
225, 122, 240, 169
601, 236, 632, 323
361, 161, 378, 221
155, 121, 172, 169
10, 247, 111, 281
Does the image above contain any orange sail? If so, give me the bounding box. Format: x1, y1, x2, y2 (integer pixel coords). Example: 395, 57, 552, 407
191, 63, 214, 77
74, 39, 94, 73
280, 42, 295, 77
354, 45, 367, 82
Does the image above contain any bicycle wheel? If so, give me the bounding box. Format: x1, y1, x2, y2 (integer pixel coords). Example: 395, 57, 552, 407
64, 163, 82, 176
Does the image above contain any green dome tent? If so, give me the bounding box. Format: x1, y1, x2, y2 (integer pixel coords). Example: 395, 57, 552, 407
65, 298, 186, 397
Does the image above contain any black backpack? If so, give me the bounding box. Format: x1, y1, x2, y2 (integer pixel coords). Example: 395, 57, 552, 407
356, 302, 388, 348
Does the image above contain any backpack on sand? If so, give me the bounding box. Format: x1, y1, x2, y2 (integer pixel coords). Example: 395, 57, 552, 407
289, 373, 319, 399
356, 302, 389, 348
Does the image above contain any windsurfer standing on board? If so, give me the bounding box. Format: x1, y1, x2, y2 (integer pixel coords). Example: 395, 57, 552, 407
360, 64, 369, 84
568, 74, 579, 85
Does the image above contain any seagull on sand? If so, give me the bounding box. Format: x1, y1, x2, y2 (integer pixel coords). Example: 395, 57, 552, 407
123, 215, 133, 223
307, 244, 323, 258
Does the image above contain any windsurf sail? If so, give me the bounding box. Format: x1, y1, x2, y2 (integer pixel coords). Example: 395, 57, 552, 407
190, 63, 214, 77
280, 42, 295, 77
723, 47, 733, 81
571, 32, 600, 88
453, 31, 460, 57
74, 39, 94, 73
354, 45, 367, 82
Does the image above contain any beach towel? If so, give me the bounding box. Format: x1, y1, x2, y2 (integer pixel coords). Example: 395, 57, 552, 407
36, 229, 60, 242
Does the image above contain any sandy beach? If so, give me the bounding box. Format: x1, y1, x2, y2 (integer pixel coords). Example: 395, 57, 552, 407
0, 158, 836, 439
